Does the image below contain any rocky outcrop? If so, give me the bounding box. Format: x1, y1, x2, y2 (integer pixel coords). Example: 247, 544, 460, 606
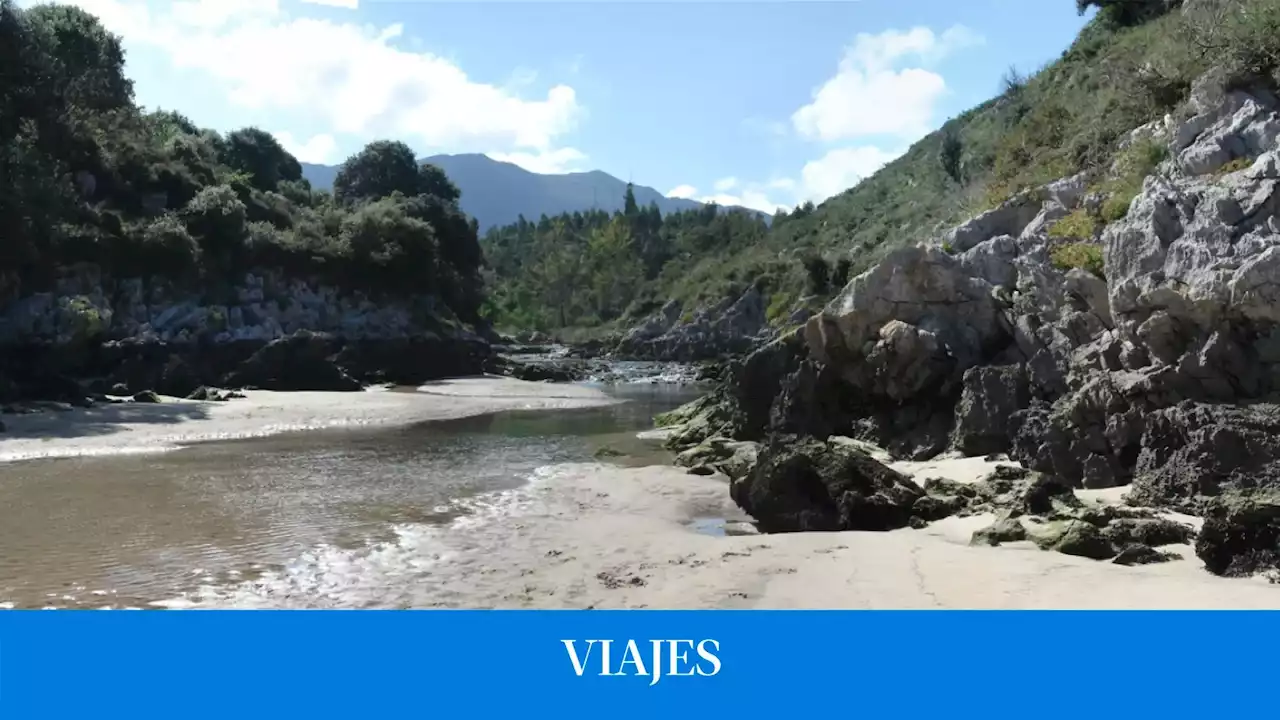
661, 74, 1280, 577
614, 287, 771, 361
731, 438, 925, 533
0, 267, 493, 404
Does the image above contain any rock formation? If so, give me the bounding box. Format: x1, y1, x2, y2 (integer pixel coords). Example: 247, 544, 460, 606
660, 74, 1280, 578
0, 268, 493, 405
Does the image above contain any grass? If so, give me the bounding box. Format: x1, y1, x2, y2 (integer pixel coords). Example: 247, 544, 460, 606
1051, 242, 1106, 278
1216, 157, 1254, 176
1048, 208, 1099, 241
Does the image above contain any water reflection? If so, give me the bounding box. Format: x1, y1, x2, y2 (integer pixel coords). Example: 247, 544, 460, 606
0, 383, 703, 609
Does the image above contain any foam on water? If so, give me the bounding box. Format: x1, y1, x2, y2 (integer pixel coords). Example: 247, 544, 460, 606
152, 465, 567, 609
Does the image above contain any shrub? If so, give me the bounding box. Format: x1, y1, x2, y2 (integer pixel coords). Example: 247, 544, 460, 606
1048, 208, 1099, 240
1051, 242, 1105, 278
1216, 156, 1253, 176
800, 254, 830, 295
140, 214, 200, 270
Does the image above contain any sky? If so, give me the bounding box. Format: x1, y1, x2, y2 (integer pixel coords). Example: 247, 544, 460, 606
24, 0, 1093, 212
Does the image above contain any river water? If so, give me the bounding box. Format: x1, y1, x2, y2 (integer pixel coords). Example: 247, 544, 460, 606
0, 382, 703, 609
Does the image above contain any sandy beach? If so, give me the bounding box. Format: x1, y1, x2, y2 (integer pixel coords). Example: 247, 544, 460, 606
173, 453, 1280, 610
0, 377, 616, 463
373, 459, 1279, 610
3, 381, 1277, 609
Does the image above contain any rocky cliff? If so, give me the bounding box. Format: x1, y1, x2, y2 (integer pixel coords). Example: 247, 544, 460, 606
661, 72, 1280, 579
0, 266, 491, 406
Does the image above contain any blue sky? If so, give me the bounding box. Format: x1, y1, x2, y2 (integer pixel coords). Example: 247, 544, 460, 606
34, 0, 1091, 211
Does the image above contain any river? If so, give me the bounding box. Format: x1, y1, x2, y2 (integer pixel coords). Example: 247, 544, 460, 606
0, 382, 703, 609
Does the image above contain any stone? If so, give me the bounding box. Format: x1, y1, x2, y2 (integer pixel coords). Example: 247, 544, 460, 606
951, 365, 1030, 456
224, 331, 363, 392
1195, 493, 1280, 576
132, 390, 160, 403
731, 438, 925, 533
1112, 544, 1178, 566
971, 514, 1028, 546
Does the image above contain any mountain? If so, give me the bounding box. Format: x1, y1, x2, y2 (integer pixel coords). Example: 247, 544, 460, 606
301, 153, 763, 231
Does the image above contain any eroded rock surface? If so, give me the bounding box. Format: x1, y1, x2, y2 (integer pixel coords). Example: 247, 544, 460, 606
658, 75, 1280, 577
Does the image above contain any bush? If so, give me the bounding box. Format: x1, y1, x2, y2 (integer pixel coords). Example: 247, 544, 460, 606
1051, 242, 1105, 277
1048, 208, 1099, 240
800, 254, 830, 296
140, 214, 200, 270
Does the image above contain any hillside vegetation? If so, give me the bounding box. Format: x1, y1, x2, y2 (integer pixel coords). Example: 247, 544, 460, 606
485, 0, 1280, 335
0, 0, 486, 327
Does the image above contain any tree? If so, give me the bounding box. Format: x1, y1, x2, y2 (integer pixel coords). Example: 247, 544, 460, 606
1076, 0, 1177, 26
222, 127, 302, 192
623, 182, 639, 217
21, 2, 132, 112
801, 254, 830, 296
940, 126, 964, 185
333, 140, 422, 204
586, 217, 642, 319
418, 162, 461, 204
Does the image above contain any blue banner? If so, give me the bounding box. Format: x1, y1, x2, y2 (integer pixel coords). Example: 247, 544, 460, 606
0, 611, 1270, 717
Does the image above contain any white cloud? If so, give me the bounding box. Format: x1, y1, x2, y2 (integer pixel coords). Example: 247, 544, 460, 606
300, 0, 358, 8
274, 130, 339, 164
487, 147, 588, 174
713, 177, 739, 192
48, 0, 582, 161
798, 145, 903, 203
792, 25, 983, 142
665, 184, 791, 215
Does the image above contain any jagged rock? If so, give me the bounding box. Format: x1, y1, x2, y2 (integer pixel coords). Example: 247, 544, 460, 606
940, 189, 1046, 253
224, 331, 363, 392
1195, 493, 1280, 576
732, 438, 925, 533
674, 438, 760, 481
1034, 520, 1117, 560
951, 365, 1030, 456
615, 288, 768, 361
1112, 544, 1178, 566
1129, 402, 1280, 511
805, 246, 1007, 404
971, 514, 1028, 546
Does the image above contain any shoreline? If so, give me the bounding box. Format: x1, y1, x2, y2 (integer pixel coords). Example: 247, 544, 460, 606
167, 449, 1280, 610
4, 379, 1276, 609
0, 377, 617, 464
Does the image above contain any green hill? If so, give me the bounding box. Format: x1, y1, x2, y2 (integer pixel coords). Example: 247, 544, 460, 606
485, 0, 1280, 335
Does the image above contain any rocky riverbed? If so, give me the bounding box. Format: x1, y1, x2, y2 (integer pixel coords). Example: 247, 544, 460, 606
655, 72, 1280, 584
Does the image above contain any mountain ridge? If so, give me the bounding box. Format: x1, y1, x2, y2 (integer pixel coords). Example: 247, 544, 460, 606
301, 153, 766, 231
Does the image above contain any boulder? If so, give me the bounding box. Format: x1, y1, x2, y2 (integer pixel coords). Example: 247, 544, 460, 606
731, 438, 925, 533
1195, 493, 1280, 576
224, 331, 363, 392
951, 365, 1030, 456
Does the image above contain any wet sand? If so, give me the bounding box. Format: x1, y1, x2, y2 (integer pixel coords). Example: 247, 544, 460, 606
171, 454, 1280, 609
0, 377, 615, 462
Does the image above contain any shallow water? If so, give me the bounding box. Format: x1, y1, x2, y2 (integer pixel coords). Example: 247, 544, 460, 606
0, 383, 703, 609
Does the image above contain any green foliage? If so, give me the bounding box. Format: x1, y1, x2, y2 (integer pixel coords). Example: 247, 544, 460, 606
765, 292, 794, 325
1099, 136, 1169, 221
221, 127, 302, 192
1076, 0, 1179, 27
1051, 242, 1106, 277
482, 201, 768, 330
1048, 208, 1100, 240
0, 0, 486, 327
1216, 157, 1253, 175
800, 254, 831, 296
